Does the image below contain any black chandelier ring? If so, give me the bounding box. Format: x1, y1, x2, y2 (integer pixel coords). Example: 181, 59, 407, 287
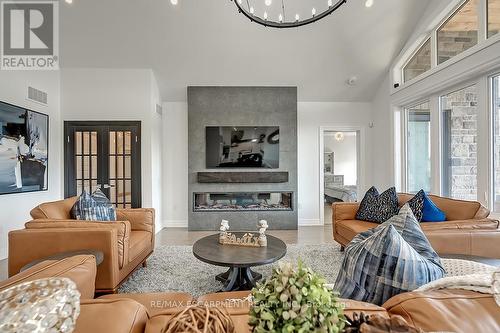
232, 0, 348, 29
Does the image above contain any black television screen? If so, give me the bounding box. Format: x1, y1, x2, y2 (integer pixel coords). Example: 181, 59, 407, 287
206, 126, 279, 168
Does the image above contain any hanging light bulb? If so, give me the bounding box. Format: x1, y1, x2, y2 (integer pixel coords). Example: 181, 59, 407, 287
365, 0, 374, 7
237, 0, 242, 4
328, 0, 333, 7
335, 132, 345, 142
312, 8, 316, 16
295, 13, 300, 21
250, 6, 254, 14
265, 0, 272, 6
279, 13, 283, 22
170, 0, 177, 5
264, 11, 268, 20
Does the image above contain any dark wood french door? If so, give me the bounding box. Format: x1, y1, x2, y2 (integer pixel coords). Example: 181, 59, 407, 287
64, 121, 141, 208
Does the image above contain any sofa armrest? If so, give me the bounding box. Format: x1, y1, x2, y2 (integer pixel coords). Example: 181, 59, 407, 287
9, 228, 120, 291
0, 255, 96, 299
383, 290, 500, 333
332, 202, 360, 224
116, 208, 155, 233
25, 220, 130, 268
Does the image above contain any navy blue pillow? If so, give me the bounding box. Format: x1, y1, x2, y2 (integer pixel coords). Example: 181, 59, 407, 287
421, 193, 446, 222
71, 189, 117, 221
355, 187, 399, 223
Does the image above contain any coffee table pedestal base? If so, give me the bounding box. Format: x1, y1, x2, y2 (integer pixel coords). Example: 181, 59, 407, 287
216, 267, 262, 292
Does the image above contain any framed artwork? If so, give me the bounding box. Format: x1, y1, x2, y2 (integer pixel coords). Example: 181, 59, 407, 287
0, 101, 49, 195
324, 152, 334, 174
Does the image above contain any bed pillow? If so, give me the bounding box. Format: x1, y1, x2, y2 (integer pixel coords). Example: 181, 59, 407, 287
335, 205, 445, 305
403, 190, 425, 222
421, 193, 446, 222
71, 189, 116, 221
355, 187, 399, 223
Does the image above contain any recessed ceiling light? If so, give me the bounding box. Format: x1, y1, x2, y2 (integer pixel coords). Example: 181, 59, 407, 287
265, 0, 272, 6
365, 0, 374, 8
170, 0, 178, 5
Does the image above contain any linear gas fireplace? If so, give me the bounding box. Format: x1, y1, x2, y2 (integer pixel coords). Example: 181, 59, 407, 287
194, 192, 293, 212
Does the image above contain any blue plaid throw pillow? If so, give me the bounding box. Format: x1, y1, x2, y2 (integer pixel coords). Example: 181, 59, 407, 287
71, 189, 117, 221
334, 204, 445, 305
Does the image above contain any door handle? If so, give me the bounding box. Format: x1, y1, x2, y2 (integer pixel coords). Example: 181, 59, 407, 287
103, 184, 115, 189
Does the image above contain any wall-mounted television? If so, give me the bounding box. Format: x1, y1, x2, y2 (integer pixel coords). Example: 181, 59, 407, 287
206, 126, 279, 168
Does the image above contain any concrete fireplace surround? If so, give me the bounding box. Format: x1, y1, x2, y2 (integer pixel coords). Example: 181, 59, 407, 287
188, 86, 298, 231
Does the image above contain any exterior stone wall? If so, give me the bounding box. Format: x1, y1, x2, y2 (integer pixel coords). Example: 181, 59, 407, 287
442, 85, 478, 201
437, 31, 478, 64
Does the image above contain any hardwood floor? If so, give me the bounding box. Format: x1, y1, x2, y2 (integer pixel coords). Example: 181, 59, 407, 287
0, 225, 336, 281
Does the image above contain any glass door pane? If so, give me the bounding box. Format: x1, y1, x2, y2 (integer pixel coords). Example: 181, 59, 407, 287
406, 102, 431, 193
441, 85, 478, 200
109, 130, 133, 208
74, 130, 98, 195
493, 75, 500, 212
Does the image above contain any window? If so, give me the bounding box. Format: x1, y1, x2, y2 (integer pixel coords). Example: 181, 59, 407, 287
403, 39, 431, 83
441, 85, 478, 200
493, 75, 500, 212
437, 0, 479, 65
489, 0, 500, 37
406, 102, 431, 193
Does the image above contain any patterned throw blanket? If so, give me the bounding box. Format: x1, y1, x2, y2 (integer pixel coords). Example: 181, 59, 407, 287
418, 259, 500, 306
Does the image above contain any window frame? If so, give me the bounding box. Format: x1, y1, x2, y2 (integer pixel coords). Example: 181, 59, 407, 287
488, 0, 500, 38
402, 37, 432, 84
489, 72, 500, 212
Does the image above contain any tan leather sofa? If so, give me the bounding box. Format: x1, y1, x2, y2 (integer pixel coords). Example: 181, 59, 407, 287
1, 255, 499, 332
7, 197, 155, 293
333, 193, 500, 258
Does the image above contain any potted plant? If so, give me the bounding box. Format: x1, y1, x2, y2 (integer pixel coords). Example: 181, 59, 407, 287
249, 261, 346, 332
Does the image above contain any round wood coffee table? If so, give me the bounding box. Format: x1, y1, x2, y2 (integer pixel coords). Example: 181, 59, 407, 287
193, 233, 287, 292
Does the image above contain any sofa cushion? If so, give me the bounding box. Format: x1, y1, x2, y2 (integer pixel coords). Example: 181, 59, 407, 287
71, 189, 117, 221
356, 187, 399, 223
335, 206, 445, 305
421, 192, 446, 222
99, 292, 194, 317
0, 255, 96, 299
76, 299, 148, 333
383, 289, 500, 333
129, 231, 152, 261
403, 190, 425, 222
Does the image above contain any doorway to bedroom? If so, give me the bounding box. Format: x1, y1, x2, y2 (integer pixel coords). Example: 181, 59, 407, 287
320, 129, 361, 225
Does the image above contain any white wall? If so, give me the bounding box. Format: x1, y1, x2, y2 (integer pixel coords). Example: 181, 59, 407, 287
61, 68, 163, 232
298, 102, 373, 225
162, 102, 189, 227
0, 71, 61, 260
324, 133, 358, 186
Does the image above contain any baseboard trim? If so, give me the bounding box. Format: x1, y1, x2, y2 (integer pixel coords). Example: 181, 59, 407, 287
163, 220, 188, 228
299, 219, 323, 226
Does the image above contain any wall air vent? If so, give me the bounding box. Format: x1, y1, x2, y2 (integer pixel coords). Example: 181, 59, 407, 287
155, 104, 163, 115
27, 86, 48, 105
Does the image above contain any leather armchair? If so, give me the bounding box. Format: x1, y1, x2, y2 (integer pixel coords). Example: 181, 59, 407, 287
332, 193, 500, 258
8, 197, 155, 293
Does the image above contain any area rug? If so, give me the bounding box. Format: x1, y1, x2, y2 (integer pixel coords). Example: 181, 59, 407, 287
119, 243, 344, 297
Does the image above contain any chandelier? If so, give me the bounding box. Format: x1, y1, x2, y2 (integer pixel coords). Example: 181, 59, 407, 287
233, 0, 348, 28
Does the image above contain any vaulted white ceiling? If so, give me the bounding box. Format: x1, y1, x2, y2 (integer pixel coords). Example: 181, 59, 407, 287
60, 0, 431, 102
